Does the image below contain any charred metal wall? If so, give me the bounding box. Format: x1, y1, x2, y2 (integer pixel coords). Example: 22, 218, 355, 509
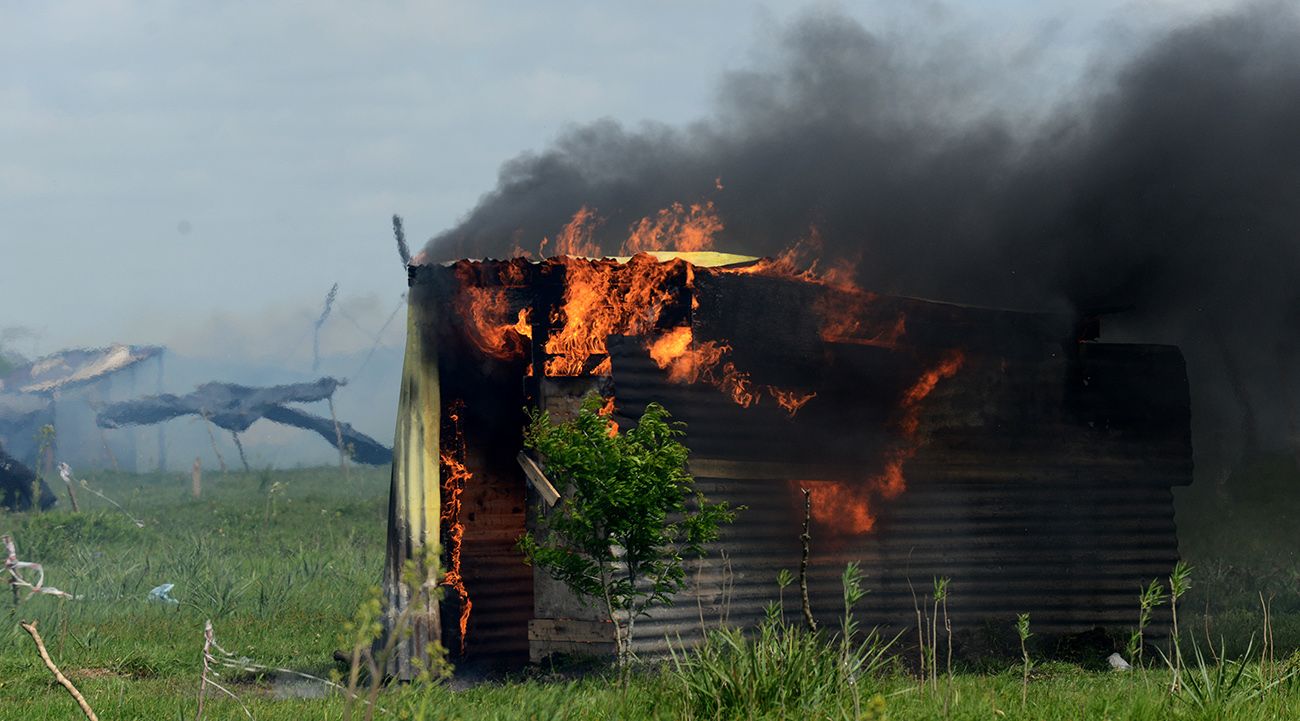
610, 273, 1190, 655
421, 264, 533, 670
389, 259, 1192, 670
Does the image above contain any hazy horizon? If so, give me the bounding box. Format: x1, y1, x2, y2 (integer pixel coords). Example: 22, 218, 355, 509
2, 1, 1243, 360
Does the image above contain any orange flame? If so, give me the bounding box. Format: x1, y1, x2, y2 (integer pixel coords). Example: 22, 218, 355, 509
871, 349, 965, 498
543, 254, 684, 376
820, 297, 906, 347
789, 350, 964, 537
767, 387, 817, 417
740, 229, 850, 287
800, 480, 875, 534
739, 230, 905, 347
454, 264, 532, 360
598, 395, 619, 437
439, 403, 473, 654
544, 205, 603, 258
621, 201, 722, 255
647, 326, 756, 407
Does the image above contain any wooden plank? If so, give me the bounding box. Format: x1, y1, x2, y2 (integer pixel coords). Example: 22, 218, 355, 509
529, 639, 617, 663
528, 618, 615, 643
517, 451, 560, 506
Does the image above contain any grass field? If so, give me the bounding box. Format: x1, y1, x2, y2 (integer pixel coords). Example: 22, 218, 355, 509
0, 458, 1296, 720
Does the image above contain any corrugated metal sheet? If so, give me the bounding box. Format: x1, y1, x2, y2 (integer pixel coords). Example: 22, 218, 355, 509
606, 302, 1191, 656
396, 258, 1192, 669
448, 465, 532, 667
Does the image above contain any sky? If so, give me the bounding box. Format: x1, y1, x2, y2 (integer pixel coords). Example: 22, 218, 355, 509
0, 0, 1245, 361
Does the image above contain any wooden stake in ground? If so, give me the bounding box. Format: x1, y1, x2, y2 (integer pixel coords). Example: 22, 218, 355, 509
328, 395, 350, 479
192, 457, 202, 499
799, 487, 817, 633
56, 463, 80, 512
20, 620, 98, 721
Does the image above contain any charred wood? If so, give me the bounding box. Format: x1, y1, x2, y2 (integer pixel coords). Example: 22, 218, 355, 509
0, 443, 55, 512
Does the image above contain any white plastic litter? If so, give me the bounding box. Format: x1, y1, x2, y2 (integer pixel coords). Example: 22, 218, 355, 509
3, 534, 77, 600
147, 583, 179, 605
1107, 652, 1132, 671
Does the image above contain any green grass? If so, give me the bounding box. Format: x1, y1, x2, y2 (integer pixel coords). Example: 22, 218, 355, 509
0, 460, 1296, 720
0, 466, 385, 720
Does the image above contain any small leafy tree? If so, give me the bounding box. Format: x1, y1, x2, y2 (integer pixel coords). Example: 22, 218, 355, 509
519, 395, 735, 666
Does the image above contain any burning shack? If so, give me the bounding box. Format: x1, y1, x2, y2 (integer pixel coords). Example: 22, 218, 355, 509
383, 249, 1191, 674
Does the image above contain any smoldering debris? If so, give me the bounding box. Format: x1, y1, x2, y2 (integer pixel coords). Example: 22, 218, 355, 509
0, 443, 55, 512
96, 378, 393, 466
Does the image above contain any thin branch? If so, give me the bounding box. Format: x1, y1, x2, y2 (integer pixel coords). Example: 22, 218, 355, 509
799, 487, 817, 633
20, 620, 98, 721
62, 464, 145, 527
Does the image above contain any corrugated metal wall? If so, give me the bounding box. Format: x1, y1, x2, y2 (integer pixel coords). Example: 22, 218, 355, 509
401, 260, 1192, 667
607, 272, 1191, 656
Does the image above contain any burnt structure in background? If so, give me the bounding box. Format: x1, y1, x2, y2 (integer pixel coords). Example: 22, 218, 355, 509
384, 251, 1192, 675
96, 377, 393, 467
0, 345, 166, 474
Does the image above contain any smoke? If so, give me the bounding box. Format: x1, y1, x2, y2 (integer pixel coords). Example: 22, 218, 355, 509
423, 4, 1300, 470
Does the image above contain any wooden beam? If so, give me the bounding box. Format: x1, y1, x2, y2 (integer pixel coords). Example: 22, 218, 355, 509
517, 452, 560, 507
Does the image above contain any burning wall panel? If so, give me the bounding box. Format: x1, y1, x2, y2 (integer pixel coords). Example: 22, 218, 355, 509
385, 252, 1191, 674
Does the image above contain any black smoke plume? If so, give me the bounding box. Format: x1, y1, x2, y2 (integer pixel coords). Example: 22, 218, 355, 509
422, 4, 1300, 477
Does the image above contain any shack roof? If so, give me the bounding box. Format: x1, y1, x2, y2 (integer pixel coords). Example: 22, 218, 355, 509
0, 344, 163, 395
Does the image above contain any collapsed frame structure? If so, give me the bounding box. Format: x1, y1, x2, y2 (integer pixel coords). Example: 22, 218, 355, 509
384, 251, 1192, 675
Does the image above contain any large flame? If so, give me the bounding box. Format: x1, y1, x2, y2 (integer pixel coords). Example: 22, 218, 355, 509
647, 326, 756, 407
454, 264, 532, 361
439, 402, 473, 654
800, 480, 876, 534
872, 349, 966, 499
792, 349, 965, 536
542, 205, 603, 258
621, 201, 723, 255
543, 254, 686, 376
445, 206, 968, 543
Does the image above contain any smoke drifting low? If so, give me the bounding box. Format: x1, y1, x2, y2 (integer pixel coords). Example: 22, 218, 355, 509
425, 5, 1300, 469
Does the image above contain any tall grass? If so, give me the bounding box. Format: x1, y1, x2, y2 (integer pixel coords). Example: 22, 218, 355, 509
2, 465, 1300, 720
669, 563, 893, 720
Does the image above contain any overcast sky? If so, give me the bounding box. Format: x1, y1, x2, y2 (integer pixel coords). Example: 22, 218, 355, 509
0, 0, 1244, 361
